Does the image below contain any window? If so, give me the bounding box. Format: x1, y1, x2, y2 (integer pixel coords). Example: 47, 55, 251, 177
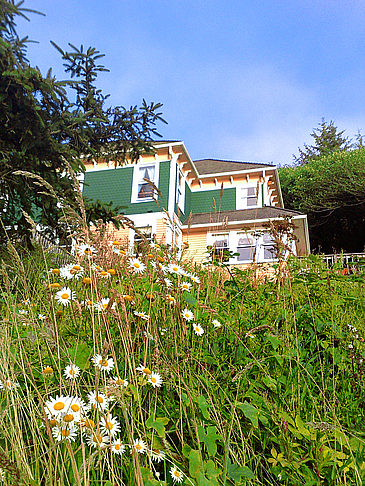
134, 226, 152, 253
262, 232, 276, 260
237, 233, 257, 262
237, 186, 258, 209
132, 164, 158, 202
209, 233, 230, 262
176, 169, 185, 211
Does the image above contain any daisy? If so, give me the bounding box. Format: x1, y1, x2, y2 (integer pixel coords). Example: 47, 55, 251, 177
129, 258, 146, 274
136, 364, 152, 378
43, 366, 54, 375
123, 294, 134, 303
68, 396, 86, 416
159, 327, 167, 335
170, 466, 184, 483
49, 268, 60, 276
107, 268, 116, 276
112, 376, 129, 388
91, 354, 115, 373
48, 283, 61, 290
52, 425, 78, 442
148, 372, 163, 388
100, 414, 121, 437
133, 311, 149, 321
18, 309, 28, 315
168, 263, 183, 275
182, 308, 194, 321
82, 299, 95, 309
60, 411, 78, 426
149, 448, 166, 462
95, 298, 116, 312
87, 432, 109, 449
167, 295, 176, 305
189, 273, 201, 284
78, 244, 96, 256
0, 380, 20, 390
111, 440, 126, 454
180, 282, 192, 292
164, 278, 173, 288
82, 277, 92, 285
38, 314, 47, 320
99, 270, 110, 278
59, 264, 74, 280
44, 395, 71, 418
55, 288, 76, 306
87, 391, 108, 411
212, 319, 222, 328
193, 323, 204, 336
63, 364, 81, 380
131, 438, 147, 454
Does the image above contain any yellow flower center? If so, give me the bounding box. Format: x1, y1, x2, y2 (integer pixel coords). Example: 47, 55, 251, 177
82, 277, 91, 284
64, 414, 74, 423
151, 377, 157, 383
61, 429, 70, 437
61, 293, 69, 300
54, 402, 65, 411
147, 253, 153, 258
44, 366, 53, 375
135, 444, 142, 450
71, 404, 79, 412
143, 368, 151, 375
84, 419, 95, 429
115, 379, 124, 386
173, 471, 181, 478
99, 359, 108, 367
73, 265, 81, 271
106, 421, 113, 430
115, 444, 121, 450
49, 283, 61, 289
133, 262, 140, 268
95, 265, 101, 271
102, 303, 108, 309
124, 295, 133, 302
112, 241, 120, 246
52, 269, 60, 275
97, 396, 104, 403
49, 419, 57, 427
93, 434, 103, 444
68, 367, 76, 376
84, 249, 92, 255
107, 269, 116, 275
100, 271, 108, 276
157, 256, 164, 263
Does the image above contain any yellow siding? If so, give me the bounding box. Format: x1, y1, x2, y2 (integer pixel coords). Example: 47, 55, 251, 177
155, 218, 167, 245
109, 224, 130, 247
183, 229, 208, 263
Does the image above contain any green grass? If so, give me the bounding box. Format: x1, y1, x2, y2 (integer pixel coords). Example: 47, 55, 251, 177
0, 237, 364, 485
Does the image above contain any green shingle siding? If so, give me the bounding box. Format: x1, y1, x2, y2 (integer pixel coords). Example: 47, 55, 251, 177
190, 188, 236, 214
83, 161, 170, 215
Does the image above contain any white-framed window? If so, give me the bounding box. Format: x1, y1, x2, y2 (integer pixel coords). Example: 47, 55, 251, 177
133, 225, 152, 252
131, 162, 159, 203
176, 169, 185, 212
261, 232, 276, 260
236, 185, 259, 209
208, 233, 230, 262
236, 233, 257, 262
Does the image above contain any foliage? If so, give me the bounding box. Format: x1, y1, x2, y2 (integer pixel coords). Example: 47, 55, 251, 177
280, 148, 365, 253
0, 230, 364, 485
0, 0, 165, 246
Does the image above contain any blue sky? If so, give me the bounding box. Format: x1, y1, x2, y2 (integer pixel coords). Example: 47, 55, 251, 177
16, 0, 365, 164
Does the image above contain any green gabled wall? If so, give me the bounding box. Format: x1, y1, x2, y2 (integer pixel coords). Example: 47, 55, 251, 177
83, 161, 170, 215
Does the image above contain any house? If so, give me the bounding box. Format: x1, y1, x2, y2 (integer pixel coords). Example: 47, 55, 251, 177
82, 141, 310, 264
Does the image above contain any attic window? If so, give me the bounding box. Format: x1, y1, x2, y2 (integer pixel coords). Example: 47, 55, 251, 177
131, 163, 159, 203
237, 186, 259, 209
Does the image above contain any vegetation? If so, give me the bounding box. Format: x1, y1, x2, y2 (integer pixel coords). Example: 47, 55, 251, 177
0, 231, 364, 485
280, 121, 365, 253
0, 0, 165, 246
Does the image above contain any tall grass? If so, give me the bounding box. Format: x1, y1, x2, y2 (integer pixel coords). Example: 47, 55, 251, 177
0, 235, 364, 485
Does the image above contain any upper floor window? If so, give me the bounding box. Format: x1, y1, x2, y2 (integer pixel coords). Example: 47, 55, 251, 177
176, 169, 185, 211
131, 163, 159, 203
236, 185, 259, 209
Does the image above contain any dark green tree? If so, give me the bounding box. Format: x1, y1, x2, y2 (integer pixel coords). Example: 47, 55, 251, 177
294, 119, 352, 165
0, 0, 165, 246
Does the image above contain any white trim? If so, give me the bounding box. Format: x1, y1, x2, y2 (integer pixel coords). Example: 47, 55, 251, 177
131, 160, 160, 204
182, 214, 307, 230
197, 166, 276, 179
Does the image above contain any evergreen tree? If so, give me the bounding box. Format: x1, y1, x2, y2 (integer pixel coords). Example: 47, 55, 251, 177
294, 119, 352, 165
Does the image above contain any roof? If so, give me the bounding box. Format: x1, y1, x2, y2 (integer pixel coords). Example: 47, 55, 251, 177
183, 206, 304, 226
193, 158, 274, 176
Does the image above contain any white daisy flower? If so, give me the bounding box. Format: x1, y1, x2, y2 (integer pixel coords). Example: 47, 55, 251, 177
167, 263, 183, 275
189, 273, 201, 284
59, 264, 75, 280
182, 308, 194, 321
100, 414, 121, 437
87, 391, 108, 411
38, 314, 47, 320
63, 364, 81, 380
82, 299, 95, 309
0, 379, 20, 390
131, 438, 147, 454
44, 395, 71, 419
129, 258, 146, 274
59, 411, 79, 426
136, 364, 152, 378
166, 294, 176, 305
149, 448, 166, 462
111, 439, 125, 454
164, 278, 173, 288
18, 309, 28, 315
193, 323, 204, 336
55, 287, 76, 306
170, 466, 184, 483
87, 432, 109, 449
212, 319, 222, 328
148, 372, 163, 388
95, 298, 116, 312
112, 376, 129, 388
159, 327, 167, 335
180, 281, 192, 292
52, 425, 78, 442
133, 311, 149, 321
91, 354, 115, 373
78, 244, 96, 256
149, 242, 160, 249
67, 396, 86, 417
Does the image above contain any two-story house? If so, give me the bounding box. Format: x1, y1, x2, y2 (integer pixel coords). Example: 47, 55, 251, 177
82, 141, 310, 264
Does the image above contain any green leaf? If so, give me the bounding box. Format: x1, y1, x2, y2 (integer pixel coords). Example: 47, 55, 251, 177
140, 467, 161, 485
198, 425, 221, 456
66, 342, 91, 369
184, 293, 198, 308
227, 458, 255, 482
197, 395, 211, 420
295, 415, 310, 438
146, 414, 169, 438
237, 401, 259, 428
189, 449, 203, 478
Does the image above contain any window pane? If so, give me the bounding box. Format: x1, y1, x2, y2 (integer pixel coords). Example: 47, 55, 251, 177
247, 196, 257, 206
263, 233, 275, 243
247, 187, 256, 196
138, 182, 154, 199
264, 246, 276, 259
139, 165, 155, 182
212, 234, 228, 248
237, 246, 255, 261
237, 235, 253, 245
